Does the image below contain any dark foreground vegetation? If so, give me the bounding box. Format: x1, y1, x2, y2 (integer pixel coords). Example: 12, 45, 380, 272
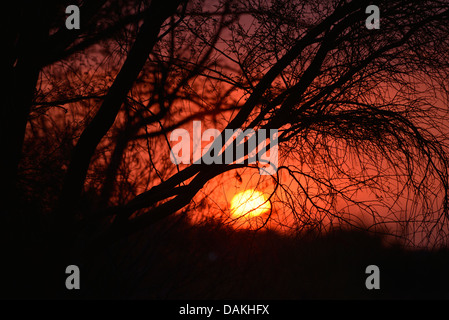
3, 213, 448, 300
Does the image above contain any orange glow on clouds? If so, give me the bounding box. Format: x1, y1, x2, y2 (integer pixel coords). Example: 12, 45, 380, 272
230, 189, 271, 219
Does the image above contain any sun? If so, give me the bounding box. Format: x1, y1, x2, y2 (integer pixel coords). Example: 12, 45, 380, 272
230, 189, 271, 219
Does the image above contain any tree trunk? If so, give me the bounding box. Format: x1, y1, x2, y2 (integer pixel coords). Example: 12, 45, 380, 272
57, 0, 184, 216
2, 2, 52, 214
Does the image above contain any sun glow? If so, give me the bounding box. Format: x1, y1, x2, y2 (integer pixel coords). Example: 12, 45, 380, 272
230, 189, 271, 219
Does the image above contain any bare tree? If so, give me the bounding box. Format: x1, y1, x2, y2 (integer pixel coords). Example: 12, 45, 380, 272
77, 0, 449, 249
4, 0, 449, 295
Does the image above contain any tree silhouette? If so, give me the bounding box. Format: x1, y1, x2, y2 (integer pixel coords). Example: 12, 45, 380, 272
3, 0, 449, 297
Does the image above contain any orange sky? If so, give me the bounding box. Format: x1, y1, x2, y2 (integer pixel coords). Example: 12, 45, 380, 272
28, 1, 449, 249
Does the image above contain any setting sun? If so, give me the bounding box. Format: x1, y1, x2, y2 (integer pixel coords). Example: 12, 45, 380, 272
230, 189, 271, 219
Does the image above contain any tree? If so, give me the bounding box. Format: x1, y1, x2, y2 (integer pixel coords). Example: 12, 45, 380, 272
4, 0, 449, 297
68, 0, 449, 248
